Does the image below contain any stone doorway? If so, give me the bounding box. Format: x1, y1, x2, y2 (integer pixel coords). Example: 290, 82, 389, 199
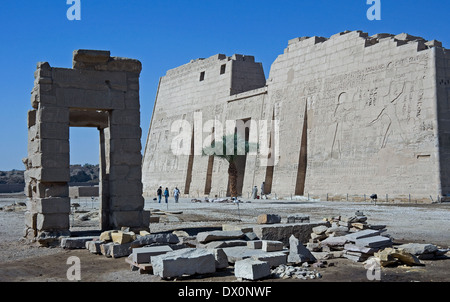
23, 50, 150, 246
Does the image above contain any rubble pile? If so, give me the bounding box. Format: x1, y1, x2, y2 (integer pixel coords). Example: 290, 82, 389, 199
306, 211, 393, 263
271, 264, 322, 280
58, 210, 449, 281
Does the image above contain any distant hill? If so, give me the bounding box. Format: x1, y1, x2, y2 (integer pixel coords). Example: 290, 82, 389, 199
0, 164, 100, 184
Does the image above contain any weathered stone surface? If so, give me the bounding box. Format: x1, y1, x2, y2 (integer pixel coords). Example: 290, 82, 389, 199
131, 245, 173, 264
396, 243, 439, 256
247, 240, 263, 249
344, 243, 377, 254
287, 214, 310, 223
252, 252, 287, 268
257, 214, 281, 224
345, 229, 381, 242
262, 240, 284, 252
287, 235, 316, 263
143, 30, 447, 207
151, 248, 216, 278
234, 259, 271, 280
312, 225, 328, 235
356, 236, 392, 248
253, 222, 330, 245
199, 240, 247, 249
130, 233, 179, 248
110, 242, 132, 258
320, 236, 348, 248
208, 248, 229, 269
60, 236, 99, 249
196, 230, 244, 243
86, 240, 104, 254
111, 231, 136, 244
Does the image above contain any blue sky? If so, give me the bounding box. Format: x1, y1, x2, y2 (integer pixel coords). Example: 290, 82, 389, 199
0, 0, 448, 170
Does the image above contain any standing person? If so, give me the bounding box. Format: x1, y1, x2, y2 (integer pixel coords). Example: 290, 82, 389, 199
261, 182, 265, 196
157, 186, 162, 203
173, 187, 180, 203
252, 186, 258, 199
164, 187, 169, 203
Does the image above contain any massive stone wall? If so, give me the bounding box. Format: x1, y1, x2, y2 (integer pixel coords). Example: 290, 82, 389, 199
142, 30, 449, 202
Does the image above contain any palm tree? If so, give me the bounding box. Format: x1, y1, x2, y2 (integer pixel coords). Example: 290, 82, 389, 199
203, 132, 258, 198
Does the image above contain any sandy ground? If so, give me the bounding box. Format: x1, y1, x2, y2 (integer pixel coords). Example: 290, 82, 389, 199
0, 193, 449, 287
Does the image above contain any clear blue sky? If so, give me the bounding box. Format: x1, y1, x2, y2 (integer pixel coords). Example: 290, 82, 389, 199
0, 0, 448, 170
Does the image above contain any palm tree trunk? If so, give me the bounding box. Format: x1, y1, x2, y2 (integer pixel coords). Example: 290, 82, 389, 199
228, 161, 238, 198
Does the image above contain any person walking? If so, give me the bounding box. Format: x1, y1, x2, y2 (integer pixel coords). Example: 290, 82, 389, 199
164, 187, 169, 203
157, 186, 162, 203
173, 187, 180, 203
252, 185, 258, 199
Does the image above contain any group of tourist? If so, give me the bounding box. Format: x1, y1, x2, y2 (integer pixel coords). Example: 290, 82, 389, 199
156, 186, 180, 203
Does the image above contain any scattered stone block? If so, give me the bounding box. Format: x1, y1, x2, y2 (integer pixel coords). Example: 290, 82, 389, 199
86, 240, 104, 254
100, 242, 115, 257
262, 240, 284, 252
140, 230, 151, 236
234, 259, 270, 280
288, 235, 316, 263
151, 248, 216, 278
130, 233, 179, 248
312, 225, 328, 235
196, 230, 244, 243
320, 236, 348, 249
111, 231, 136, 244
325, 226, 349, 236
247, 240, 263, 249
345, 229, 381, 242
257, 214, 281, 224
343, 251, 369, 262
60, 236, 99, 249
199, 240, 247, 249
253, 222, 330, 245
208, 248, 229, 269
110, 242, 132, 258
396, 243, 439, 256
344, 243, 377, 254
287, 214, 310, 223
100, 230, 115, 242
222, 224, 254, 233
132, 245, 173, 264
243, 232, 258, 241
252, 252, 287, 267
355, 236, 392, 248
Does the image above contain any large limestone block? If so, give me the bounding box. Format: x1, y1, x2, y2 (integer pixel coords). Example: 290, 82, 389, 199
252, 222, 330, 245
196, 230, 244, 243
111, 231, 136, 244
345, 229, 381, 242
35, 197, 70, 214
151, 248, 216, 278
262, 240, 284, 252
355, 236, 392, 248
36, 213, 69, 230
130, 233, 179, 248
234, 259, 270, 280
132, 246, 173, 264
60, 236, 99, 249
251, 252, 287, 268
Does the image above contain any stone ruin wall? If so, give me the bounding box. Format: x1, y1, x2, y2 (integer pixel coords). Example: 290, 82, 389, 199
142, 30, 450, 202
24, 50, 150, 245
